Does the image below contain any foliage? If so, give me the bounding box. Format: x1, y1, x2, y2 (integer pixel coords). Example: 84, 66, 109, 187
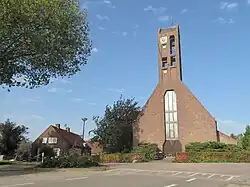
39, 145, 56, 158
241, 125, 250, 151
68, 148, 82, 157
16, 140, 32, 161
40, 155, 99, 168
175, 151, 250, 163
97, 143, 160, 163
0, 119, 29, 156
0, 0, 91, 89
185, 141, 243, 153
89, 96, 142, 153
131, 143, 160, 162
98, 153, 146, 163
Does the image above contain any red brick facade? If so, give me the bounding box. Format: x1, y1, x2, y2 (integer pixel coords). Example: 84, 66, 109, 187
133, 25, 236, 155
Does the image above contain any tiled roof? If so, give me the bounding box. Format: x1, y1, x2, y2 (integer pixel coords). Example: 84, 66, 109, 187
52, 126, 83, 147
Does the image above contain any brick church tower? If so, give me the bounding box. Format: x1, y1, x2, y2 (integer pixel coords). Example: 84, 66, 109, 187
133, 25, 237, 155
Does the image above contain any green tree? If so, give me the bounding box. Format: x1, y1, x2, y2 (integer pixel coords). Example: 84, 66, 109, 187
90, 96, 142, 153
0, 0, 91, 89
16, 140, 32, 161
0, 119, 29, 156
241, 125, 250, 150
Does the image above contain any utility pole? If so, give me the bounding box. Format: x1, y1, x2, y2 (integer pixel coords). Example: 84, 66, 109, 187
81, 117, 88, 140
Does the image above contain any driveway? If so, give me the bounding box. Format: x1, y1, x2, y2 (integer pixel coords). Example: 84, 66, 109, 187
0, 162, 249, 187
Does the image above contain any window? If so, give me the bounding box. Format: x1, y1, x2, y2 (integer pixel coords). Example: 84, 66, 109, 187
170, 35, 176, 55
162, 57, 168, 68
48, 137, 57, 144
53, 148, 61, 157
164, 91, 178, 139
42, 137, 47, 144
170, 56, 176, 67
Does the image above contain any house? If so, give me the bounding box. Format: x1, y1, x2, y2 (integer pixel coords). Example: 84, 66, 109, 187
133, 25, 237, 156
33, 124, 84, 156
84, 141, 104, 155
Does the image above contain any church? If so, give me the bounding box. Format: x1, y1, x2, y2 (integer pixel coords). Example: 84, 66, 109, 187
133, 25, 237, 156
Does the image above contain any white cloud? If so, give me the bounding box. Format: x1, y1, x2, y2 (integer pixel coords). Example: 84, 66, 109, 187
69, 98, 84, 102
30, 114, 44, 121
21, 96, 41, 103
220, 2, 238, 10
104, 0, 111, 3
103, 0, 116, 8
107, 88, 124, 93
215, 17, 235, 24
88, 102, 97, 106
144, 5, 169, 22
228, 18, 235, 24
218, 119, 237, 124
60, 79, 71, 84
91, 48, 98, 53
144, 6, 167, 15
48, 88, 58, 93
97, 26, 106, 30
180, 9, 188, 14
248, 0, 250, 4
122, 32, 128, 36
96, 14, 110, 20
48, 88, 72, 93
158, 15, 169, 22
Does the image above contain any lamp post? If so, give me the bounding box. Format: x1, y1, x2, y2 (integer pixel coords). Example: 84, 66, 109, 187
81, 117, 88, 140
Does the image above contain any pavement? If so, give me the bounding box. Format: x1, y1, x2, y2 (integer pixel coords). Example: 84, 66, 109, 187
0, 161, 250, 187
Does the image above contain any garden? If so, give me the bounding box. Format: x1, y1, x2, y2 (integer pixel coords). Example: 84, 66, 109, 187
40, 143, 161, 168
175, 141, 250, 163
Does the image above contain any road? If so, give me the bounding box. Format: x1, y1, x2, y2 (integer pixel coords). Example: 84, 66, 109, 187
0, 162, 250, 187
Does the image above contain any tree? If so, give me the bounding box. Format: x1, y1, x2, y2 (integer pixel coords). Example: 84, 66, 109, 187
16, 140, 32, 161
0, 0, 91, 89
241, 125, 250, 150
90, 96, 142, 153
0, 119, 29, 156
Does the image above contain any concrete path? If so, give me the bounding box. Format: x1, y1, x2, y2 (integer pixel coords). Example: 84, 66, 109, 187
0, 162, 249, 187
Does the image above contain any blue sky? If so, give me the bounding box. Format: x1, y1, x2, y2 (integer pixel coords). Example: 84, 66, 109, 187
1, 0, 250, 140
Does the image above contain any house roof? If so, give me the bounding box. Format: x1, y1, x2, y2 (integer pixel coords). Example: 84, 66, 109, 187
51, 126, 83, 147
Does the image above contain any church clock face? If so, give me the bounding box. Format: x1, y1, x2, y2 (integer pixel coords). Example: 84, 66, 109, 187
160, 36, 168, 45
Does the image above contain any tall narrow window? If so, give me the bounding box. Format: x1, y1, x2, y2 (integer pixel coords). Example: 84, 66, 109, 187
170, 56, 176, 67
162, 57, 168, 68
170, 35, 176, 56
164, 91, 178, 139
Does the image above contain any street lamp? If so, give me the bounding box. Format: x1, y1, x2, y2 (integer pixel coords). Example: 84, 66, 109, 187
81, 117, 88, 140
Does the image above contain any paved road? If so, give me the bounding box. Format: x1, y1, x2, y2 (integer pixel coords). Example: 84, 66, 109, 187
0, 162, 250, 187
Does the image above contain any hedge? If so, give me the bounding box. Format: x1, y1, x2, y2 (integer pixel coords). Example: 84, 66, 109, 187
131, 143, 159, 161
175, 152, 250, 163
98, 153, 140, 163
98, 143, 160, 163
39, 155, 99, 168
185, 142, 243, 153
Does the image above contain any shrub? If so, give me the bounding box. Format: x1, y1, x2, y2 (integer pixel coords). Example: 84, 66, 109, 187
185, 142, 243, 153
99, 153, 137, 163
131, 143, 159, 161
175, 151, 250, 163
39, 155, 99, 168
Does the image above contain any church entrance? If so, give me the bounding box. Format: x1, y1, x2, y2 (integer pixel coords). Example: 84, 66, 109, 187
163, 140, 182, 157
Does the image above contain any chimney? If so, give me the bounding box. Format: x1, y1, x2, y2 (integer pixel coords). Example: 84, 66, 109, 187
55, 124, 60, 129
66, 127, 71, 132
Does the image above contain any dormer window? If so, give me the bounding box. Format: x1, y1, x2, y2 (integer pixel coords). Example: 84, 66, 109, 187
48, 137, 57, 144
